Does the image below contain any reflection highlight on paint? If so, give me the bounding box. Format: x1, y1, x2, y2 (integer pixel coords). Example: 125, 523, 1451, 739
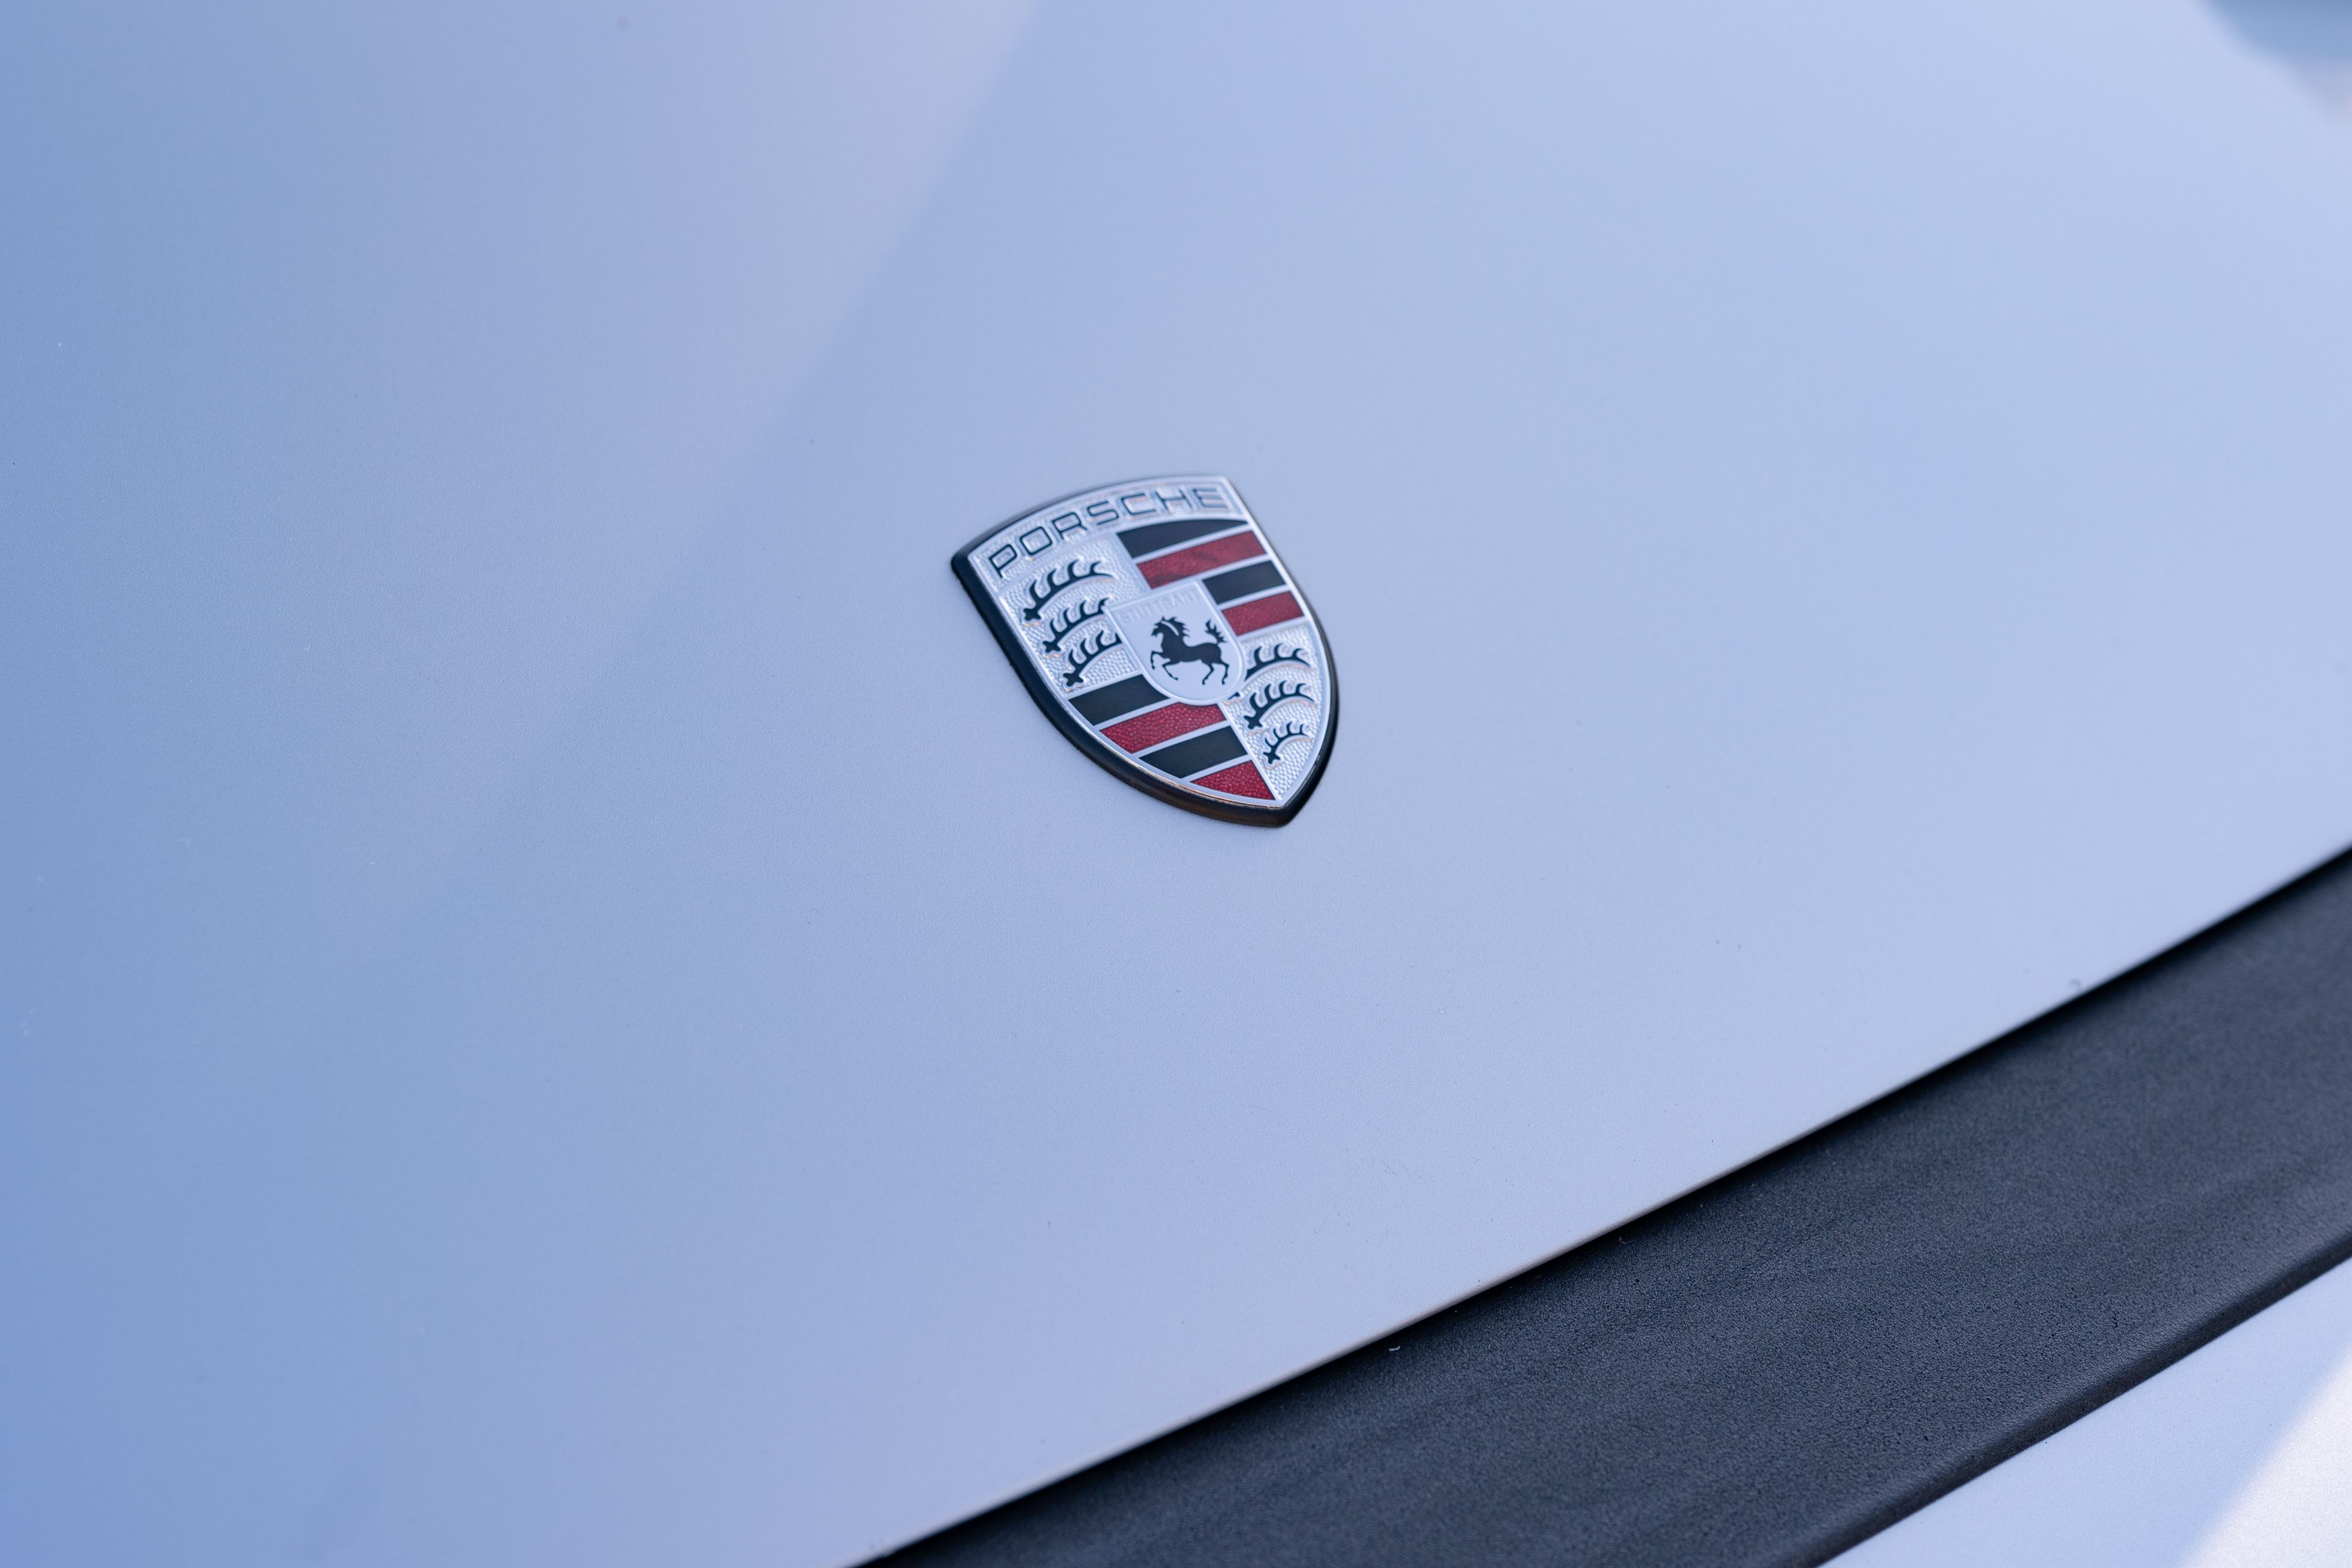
2210, 0, 2352, 114
2180, 1336, 2352, 1567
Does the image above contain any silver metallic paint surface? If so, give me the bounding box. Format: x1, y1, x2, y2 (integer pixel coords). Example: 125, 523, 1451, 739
8, 2, 2352, 1564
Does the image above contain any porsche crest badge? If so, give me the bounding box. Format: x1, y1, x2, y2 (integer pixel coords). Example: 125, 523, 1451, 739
953, 477, 1337, 825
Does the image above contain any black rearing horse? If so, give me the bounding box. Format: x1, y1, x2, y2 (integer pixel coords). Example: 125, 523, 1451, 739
1149, 617, 1229, 687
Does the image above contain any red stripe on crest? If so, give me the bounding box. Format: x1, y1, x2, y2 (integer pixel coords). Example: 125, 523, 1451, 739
1223, 591, 1305, 635
1101, 701, 1225, 753
1192, 760, 1275, 800
1138, 530, 1265, 587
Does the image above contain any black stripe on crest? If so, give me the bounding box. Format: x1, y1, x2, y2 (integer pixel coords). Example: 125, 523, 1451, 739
1140, 726, 1247, 779
1119, 516, 1250, 559
1204, 561, 1287, 604
1070, 676, 1164, 726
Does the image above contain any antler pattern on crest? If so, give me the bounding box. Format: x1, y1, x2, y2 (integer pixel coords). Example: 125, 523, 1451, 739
1060, 629, 1120, 688
1039, 598, 1111, 656
1243, 642, 1311, 681
1241, 680, 1312, 730
1021, 559, 1111, 622
1259, 721, 1310, 765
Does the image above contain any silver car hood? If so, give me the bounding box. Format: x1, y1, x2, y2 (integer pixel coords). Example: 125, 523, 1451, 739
8, 3, 2352, 1564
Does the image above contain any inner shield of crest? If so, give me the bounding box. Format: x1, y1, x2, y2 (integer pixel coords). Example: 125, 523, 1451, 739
1107, 583, 1247, 706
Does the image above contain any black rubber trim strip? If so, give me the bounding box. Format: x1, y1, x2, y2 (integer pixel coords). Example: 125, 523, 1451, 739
878, 846, 2352, 1567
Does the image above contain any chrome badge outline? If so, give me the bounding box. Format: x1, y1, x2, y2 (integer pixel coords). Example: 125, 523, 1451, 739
952, 477, 1338, 825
